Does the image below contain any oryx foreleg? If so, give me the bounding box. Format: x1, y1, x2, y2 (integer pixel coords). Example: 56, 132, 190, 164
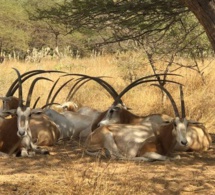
143, 152, 180, 161
143, 152, 168, 161
30, 142, 49, 155
103, 132, 124, 159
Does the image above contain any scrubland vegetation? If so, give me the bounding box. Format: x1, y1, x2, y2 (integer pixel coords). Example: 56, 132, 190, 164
1, 52, 214, 132
0, 52, 215, 195
1, 1, 215, 194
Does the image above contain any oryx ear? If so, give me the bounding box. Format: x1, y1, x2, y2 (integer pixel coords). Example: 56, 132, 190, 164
1, 109, 17, 116
163, 120, 171, 124
0, 96, 12, 101
30, 108, 43, 115
111, 106, 121, 112
188, 120, 203, 125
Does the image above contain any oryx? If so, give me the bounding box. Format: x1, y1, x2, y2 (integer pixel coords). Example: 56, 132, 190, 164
0, 69, 61, 157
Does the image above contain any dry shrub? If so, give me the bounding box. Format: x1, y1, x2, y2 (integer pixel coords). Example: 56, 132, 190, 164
0, 54, 214, 133
0, 54, 215, 195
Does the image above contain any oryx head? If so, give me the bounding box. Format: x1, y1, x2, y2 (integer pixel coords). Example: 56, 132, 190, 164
99, 74, 181, 126
7, 68, 51, 138
98, 103, 128, 126
172, 117, 188, 146
153, 84, 188, 146
16, 106, 31, 137
0, 96, 20, 111
55, 101, 78, 111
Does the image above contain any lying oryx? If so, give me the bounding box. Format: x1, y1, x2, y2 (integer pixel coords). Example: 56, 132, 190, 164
93, 79, 212, 152
2, 72, 74, 143
0, 69, 61, 157
56, 74, 179, 141
43, 76, 105, 142
85, 85, 212, 161
41, 77, 76, 141
84, 122, 183, 161
153, 84, 212, 152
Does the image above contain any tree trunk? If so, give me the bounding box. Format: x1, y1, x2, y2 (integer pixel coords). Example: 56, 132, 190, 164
184, 0, 215, 51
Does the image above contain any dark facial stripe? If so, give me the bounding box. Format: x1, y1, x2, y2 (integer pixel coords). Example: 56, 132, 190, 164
20, 115, 26, 127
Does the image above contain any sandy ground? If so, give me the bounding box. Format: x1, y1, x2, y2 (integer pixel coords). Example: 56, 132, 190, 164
0, 139, 215, 195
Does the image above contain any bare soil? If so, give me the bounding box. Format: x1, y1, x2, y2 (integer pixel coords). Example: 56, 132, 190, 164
0, 139, 215, 195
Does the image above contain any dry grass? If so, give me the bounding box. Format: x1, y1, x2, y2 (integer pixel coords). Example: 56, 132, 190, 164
0, 53, 215, 195
0, 54, 214, 132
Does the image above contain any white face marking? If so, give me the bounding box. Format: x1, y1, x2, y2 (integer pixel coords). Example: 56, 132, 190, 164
99, 110, 114, 126
174, 117, 188, 146
16, 107, 31, 138
99, 105, 122, 126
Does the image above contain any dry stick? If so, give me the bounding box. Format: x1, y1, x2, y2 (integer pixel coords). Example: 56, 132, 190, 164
144, 49, 169, 108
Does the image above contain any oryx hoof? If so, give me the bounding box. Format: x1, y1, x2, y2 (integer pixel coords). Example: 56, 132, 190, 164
41, 149, 50, 155
20, 150, 31, 157
38, 148, 50, 155
169, 154, 181, 160
0, 152, 9, 158
28, 151, 36, 157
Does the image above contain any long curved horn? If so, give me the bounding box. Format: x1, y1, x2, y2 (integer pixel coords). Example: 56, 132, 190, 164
151, 84, 180, 117
33, 97, 41, 109
79, 76, 121, 102
62, 73, 120, 102
41, 103, 61, 109
7, 70, 66, 96
113, 73, 182, 105
26, 77, 53, 107
45, 78, 60, 105
49, 78, 74, 105
42, 77, 74, 109
66, 78, 91, 101
12, 68, 23, 107
180, 85, 186, 118
6, 70, 44, 96
66, 76, 117, 102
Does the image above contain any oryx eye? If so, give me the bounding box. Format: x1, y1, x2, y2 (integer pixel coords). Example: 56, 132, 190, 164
109, 109, 114, 114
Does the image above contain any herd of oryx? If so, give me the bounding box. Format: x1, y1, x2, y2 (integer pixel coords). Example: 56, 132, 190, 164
0, 68, 212, 161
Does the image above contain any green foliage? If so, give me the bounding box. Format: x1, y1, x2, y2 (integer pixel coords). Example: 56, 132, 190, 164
0, 0, 213, 60
0, 0, 30, 53
29, 0, 213, 58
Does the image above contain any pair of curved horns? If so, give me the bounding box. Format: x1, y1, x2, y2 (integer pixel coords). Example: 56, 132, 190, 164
62, 73, 122, 103
12, 68, 54, 108
152, 84, 185, 118
43, 77, 74, 108
113, 73, 182, 106
6, 70, 66, 97
12, 68, 23, 107
26, 77, 53, 107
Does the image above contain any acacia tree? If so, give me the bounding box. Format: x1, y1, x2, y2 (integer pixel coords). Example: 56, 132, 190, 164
184, 0, 215, 51
0, 0, 30, 56
28, 0, 215, 53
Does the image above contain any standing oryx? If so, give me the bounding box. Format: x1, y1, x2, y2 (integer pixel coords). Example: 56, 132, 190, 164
84, 84, 211, 161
